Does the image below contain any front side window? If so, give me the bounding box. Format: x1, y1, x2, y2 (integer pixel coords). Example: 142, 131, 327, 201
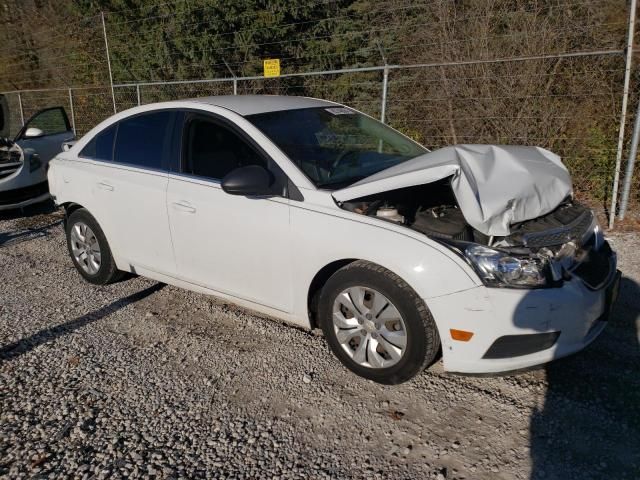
247, 107, 427, 189
24, 107, 70, 136
182, 116, 267, 180
114, 111, 174, 169
80, 125, 116, 161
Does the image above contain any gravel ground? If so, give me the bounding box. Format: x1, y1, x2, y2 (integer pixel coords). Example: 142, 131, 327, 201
1, 202, 638, 480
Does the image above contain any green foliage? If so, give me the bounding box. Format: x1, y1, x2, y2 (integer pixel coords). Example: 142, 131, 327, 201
570, 125, 619, 202
71, 0, 360, 83
0, 0, 633, 212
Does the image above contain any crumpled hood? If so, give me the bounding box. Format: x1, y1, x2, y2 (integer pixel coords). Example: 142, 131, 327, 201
332, 145, 573, 236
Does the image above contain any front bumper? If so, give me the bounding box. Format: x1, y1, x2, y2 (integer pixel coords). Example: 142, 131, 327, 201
0, 146, 49, 211
427, 250, 619, 374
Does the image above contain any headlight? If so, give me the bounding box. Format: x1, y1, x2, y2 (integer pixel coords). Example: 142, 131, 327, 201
465, 245, 547, 288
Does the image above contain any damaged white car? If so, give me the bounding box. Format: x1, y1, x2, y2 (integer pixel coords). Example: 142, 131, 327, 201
0, 94, 75, 210
47, 96, 620, 384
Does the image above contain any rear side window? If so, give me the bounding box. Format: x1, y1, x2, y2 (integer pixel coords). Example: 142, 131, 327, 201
114, 111, 174, 169
80, 125, 116, 161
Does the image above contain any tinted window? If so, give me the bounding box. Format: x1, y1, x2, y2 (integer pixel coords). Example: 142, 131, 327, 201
26, 107, 70, 136
183, 117, 266, 180
114, 111, 174, 169
80, 125, 116, 161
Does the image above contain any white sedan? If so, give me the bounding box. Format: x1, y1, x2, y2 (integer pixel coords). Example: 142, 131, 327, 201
47, 96, 619, 384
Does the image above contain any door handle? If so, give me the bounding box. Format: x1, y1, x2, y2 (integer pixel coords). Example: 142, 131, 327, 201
97, 181, 114, 191
171, 201, 196, 213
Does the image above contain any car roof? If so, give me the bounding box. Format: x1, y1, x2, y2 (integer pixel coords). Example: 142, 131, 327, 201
188, 95, 338, 116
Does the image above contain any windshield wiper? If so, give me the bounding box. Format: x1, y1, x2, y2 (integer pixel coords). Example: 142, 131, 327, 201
316, 176, 367, 189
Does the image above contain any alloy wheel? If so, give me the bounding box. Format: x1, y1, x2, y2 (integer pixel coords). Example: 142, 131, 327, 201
69, 221, 101, 275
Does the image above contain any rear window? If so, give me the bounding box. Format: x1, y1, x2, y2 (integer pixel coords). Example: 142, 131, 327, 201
113, 111, 174, 169
80, 125, 116, 161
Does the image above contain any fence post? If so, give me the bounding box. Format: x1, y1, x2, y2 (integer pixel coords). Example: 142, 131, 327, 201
619, 98, 640, 220
136, 84, 141, 106
223, 60, 238, 95
376, 40, 389, 124
68, 88, 76, 134
609, 0, 637, 228
380, 66, 389, 124
17, 92, 24, 126
101, 12, 117, 114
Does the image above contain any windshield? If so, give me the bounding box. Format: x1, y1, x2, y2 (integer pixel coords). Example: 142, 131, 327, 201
246, 106, 427, 189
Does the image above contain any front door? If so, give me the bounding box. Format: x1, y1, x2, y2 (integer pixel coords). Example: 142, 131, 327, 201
17, 107, 75, 163
167, 113, 293, 312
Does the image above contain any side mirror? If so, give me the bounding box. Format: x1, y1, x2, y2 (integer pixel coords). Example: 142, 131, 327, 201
221, 165, 276, 196
24, 127, 44, 139
62, 141, 76, 151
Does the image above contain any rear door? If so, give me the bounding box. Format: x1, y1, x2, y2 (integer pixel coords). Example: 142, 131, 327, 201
80, 110, 178, 276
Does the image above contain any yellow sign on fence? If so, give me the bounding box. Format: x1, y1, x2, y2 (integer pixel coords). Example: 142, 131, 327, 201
263, 59, 281, 77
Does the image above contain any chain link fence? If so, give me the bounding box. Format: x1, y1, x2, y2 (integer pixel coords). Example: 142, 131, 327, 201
1, 3, 638, 226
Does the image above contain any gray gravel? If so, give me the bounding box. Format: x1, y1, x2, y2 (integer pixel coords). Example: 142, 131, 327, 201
1, 202, 639, 479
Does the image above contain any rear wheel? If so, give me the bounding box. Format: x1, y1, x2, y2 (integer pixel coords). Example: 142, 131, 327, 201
66, 208, 125, 285
318, 261, 440, 384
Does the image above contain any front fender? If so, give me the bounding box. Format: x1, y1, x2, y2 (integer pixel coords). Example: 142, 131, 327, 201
290, 203, 480, 324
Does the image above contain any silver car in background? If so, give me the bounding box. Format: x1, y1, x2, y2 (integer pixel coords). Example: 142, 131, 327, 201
0, 94, 74, 211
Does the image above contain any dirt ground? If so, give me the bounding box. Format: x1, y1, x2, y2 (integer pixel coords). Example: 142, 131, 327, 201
1, 202, 638, 479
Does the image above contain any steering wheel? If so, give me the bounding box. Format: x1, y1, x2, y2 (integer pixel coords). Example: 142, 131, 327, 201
328, 149, 358, 178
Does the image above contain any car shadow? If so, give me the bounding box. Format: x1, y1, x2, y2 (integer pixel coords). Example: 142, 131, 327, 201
528, 276, 640, 479
0, 199, 62, 247
0, 198, 57, 221
0, 283, 165, 361
0, 219, 62, 247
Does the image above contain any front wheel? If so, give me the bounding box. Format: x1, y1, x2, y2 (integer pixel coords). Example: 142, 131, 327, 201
318, 261, 440, 384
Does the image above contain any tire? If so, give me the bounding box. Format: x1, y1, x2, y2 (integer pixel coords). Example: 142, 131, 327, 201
65, 208, 125, 285
318, 261, 440, 384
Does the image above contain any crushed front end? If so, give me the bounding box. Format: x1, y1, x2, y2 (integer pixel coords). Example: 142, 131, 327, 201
339, 184, 619, 373
423, 201, 619, 374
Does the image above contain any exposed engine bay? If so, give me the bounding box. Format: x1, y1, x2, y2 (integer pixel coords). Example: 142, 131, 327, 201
340, 178, 613, 289
341, 178, 479, 240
